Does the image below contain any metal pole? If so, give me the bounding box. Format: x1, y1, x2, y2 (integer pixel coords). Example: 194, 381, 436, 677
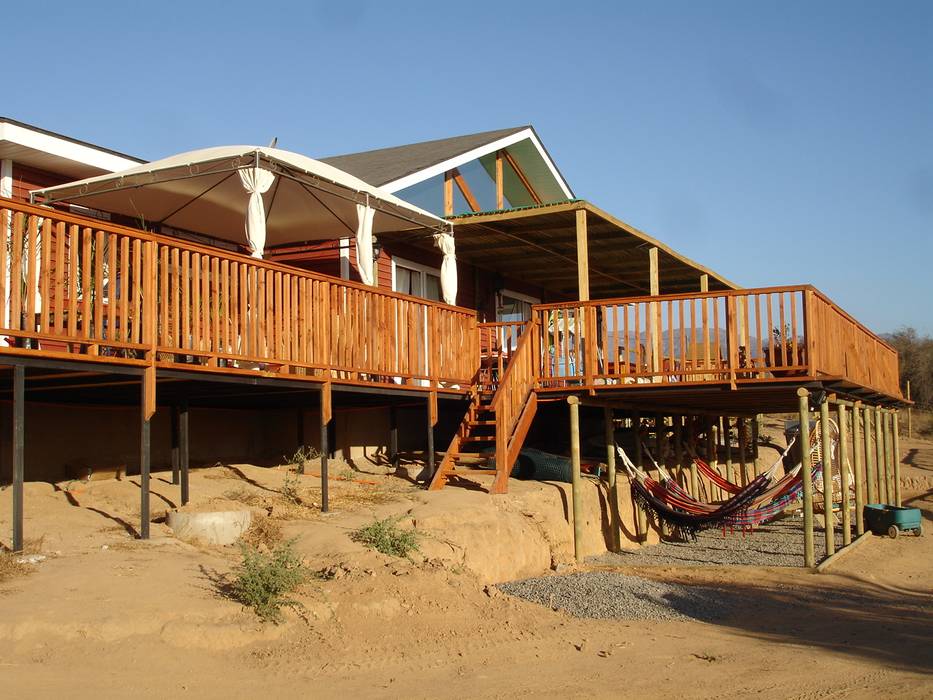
140, 377, 151, 540
320, 392, 329, 513
819, 399, 834, 558
893, 410, 902, 506
12, 364, 24, 552
170, 404, 180, 485
426, 399, 435, 482
179, 400, 189, 506
568, 397, 583, 562
837, 403, 851, 546
852, 401, 865, 535
797, 388, 814, 568
604, 406, 619, 552
389, 405, 399, 471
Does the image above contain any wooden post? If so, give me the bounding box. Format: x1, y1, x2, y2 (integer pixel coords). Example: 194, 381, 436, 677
738, 417, 749, 485
568, 397, 583, 562
819, 399, 834, 558
798, 388, 815, 568
874, 406, 886, 503
389, 405, 399, 471
837, 403, 851, 546
688, 416, 699, 498
12, 364, 24, 552
882, 411, 892, 506
699, 274, 709, 293
893, 410, 901, 506
864, 405, 877, 505
140, 375, 152, 540
575, 208, 590, 302
171, 404, 180, 486
906, 381, 911, 439
649, 246, 660, 378
673, 416, 684, 488
179, 400, 189, 506
708, 418, 720, 500
655, 414, 668, 539
495, 151, 504, 211
320, 384, 331, 513
443, 170, 454, 216
633, 410, 646, 541
604, 406, 619, 552
723, 416, 734, 485
852, 400, 865, 535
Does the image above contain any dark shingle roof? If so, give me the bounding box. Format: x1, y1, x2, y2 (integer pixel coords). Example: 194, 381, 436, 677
319, 126, 530, 187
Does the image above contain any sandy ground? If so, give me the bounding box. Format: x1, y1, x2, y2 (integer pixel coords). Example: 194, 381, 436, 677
0, 435, 931, 699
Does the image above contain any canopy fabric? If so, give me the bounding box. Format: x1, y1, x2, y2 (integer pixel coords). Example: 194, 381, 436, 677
355, 202, 376, 286
434, 232, 457, 306
30, 146, 447, 252
238, 166, 275, 257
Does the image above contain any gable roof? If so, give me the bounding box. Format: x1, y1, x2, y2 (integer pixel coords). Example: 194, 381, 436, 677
320, 126, 527, 187
320, 125, 574, 199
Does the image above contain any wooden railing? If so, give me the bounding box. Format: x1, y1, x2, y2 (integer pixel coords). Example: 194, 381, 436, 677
0, 197, 478, 389
477, 320, 526, 390
489, 320, 540, 491
534, 286, 901, 399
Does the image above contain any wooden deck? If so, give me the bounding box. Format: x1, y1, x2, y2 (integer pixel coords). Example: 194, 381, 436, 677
530, 286, 902, 403
0, 197, 478, 402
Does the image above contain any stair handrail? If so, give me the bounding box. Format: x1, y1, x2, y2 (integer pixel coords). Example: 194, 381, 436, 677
490, 320, 540, 472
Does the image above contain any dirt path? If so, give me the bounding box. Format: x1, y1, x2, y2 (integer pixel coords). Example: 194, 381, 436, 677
0, 440, 931, 699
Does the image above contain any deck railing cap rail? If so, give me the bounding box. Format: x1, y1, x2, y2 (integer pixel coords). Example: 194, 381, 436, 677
0, 196, 474, 316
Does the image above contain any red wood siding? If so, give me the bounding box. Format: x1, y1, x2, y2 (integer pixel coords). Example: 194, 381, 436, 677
11, 164, 71, 202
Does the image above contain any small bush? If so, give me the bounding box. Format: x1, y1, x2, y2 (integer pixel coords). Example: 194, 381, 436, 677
281, 468, 302, 505
351, 516, 420, 558
286, 445, 320, 475
239, 516, 283, 550
231, 538, 307, 623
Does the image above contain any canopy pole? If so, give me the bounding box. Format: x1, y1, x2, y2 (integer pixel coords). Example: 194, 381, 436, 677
12, 364, 24, 552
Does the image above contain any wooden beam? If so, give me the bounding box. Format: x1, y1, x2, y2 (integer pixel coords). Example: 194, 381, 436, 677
502, 149, 543, 206
700, 273, 709, 293
649, 247, 659, 377
575, 208, 590, 301
495, 150, 504, 210
451, 168, 481, 213
443, 170, 454, 216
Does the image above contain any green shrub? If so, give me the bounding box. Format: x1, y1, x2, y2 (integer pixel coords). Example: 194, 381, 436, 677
351, 516, 420, 558
231, 539, 307, 623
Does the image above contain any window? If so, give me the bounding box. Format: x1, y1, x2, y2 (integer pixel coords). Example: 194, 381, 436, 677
392, 256, 441, 302
496, 289, 539, 323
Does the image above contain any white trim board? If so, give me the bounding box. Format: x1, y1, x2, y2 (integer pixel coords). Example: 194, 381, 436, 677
0, 121, 140, 174
379, 128, 573, 200
0, 159, 12, 198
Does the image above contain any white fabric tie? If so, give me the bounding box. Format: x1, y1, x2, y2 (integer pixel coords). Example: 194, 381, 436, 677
238, 166, 275, 258
434, 231, 457, 306
356, 203, 376, 286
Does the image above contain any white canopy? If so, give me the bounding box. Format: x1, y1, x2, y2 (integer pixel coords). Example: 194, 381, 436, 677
30, 145, 448, 254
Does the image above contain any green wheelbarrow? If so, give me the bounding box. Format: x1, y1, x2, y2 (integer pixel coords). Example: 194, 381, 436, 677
863, 504, 922, 539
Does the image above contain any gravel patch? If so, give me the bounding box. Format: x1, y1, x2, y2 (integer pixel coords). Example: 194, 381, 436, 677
499, 572, 732, 622
591, 517, 845, 568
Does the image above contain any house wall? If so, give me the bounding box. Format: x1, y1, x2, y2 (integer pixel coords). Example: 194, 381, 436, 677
10, 163, 71, 201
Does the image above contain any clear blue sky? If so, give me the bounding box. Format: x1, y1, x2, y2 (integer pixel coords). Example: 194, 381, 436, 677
6, 1, 932, 333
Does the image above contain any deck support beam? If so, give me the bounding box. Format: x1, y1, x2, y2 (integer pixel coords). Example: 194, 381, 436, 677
874, 406, 886, 504
426, 394, 437, 481
568, 397, 583, 562
819, 399, 835, 558
389, 405, 399, 471
171, 404, 180, 486
179, 400, 190, 506
892, 410, 901, 506
604, 406, 619, 552
12, 364, 24, 552
139, 375, 152, 540
852, 401, 865, 535
320, 383, 331, 513
649, 247, 660, 379
864, 405, 877, 504
797, 388, 815, 568
837, 403, 851, 546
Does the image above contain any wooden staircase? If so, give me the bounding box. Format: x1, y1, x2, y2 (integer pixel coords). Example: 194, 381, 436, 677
429, 321, 540, 494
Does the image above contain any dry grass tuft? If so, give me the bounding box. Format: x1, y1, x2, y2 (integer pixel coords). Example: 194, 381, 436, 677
224, 487, 267, 507
0, 537, 44, 584
240, 516, 283, 550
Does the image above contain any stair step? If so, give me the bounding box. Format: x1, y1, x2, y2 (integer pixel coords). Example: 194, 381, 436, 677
462, 435, 495, 442
467, 420, 496, 427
